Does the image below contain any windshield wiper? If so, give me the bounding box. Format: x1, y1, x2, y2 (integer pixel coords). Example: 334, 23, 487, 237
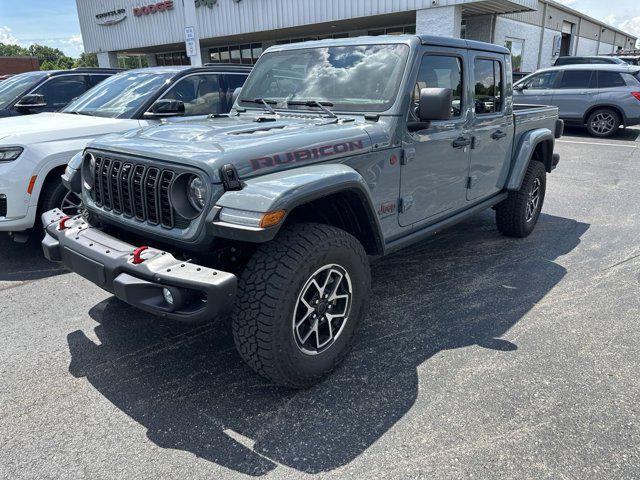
240, 98, 277, 115
65, 110, 94, 116
287, 100, 337, 119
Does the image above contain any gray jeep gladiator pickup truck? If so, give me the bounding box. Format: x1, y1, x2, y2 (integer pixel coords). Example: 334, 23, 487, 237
42, 35, 563, 388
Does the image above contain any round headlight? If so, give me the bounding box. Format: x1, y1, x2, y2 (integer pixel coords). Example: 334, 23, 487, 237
187, 175, 207, 211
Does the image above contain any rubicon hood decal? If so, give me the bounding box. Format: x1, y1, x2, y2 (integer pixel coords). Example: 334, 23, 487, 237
250, 140, 365, 171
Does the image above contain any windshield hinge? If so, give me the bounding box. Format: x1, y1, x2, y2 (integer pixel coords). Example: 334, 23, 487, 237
220, 164, 243, 191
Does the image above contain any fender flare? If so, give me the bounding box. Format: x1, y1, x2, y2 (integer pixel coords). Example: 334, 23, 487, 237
506, 128, 554, 191
208, 163, 385, 253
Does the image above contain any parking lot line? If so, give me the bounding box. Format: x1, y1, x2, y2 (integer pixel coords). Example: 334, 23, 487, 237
557, 140, 638, 148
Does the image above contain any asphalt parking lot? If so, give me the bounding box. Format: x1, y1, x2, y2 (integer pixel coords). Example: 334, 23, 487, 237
1, 127, 639, 479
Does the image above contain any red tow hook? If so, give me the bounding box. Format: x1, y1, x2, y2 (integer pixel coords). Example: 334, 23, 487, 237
58, 216, 71, 230
132, 246, 149, 265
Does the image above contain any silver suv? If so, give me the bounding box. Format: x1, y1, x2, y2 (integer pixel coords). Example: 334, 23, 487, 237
514, 64, 640, 137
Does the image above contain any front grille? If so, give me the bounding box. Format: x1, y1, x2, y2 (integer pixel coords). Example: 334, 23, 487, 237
90, 155, 179, 229
0, 194, 6, 217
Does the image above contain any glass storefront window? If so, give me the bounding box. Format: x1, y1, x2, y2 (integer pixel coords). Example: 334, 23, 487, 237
240, 44, 252, 64
505, 38, 525, 72
251, 44, 263, 63
229, 45, 241, 63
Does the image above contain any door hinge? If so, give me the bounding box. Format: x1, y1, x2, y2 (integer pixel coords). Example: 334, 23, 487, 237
399, 196, 414, 213
400, 147, 415, 165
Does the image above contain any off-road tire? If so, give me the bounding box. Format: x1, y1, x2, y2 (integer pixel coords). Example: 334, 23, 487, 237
586, 108, 620, 138
232, 222, 371, 389
495, 160, 546, 238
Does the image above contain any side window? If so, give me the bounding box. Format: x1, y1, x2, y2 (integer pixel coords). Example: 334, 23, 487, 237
411, 55, 463, 120
32, 75, 89, 109
522, 71, 559, 90
597, 71, 627, 88
223, 74, 248, 108
88, 74, 111, 88
558, 70, 593, 89
473, 58, 503, 115
162, 74, 222, 115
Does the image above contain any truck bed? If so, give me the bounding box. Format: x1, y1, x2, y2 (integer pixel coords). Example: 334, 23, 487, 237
513, 104, 560, 150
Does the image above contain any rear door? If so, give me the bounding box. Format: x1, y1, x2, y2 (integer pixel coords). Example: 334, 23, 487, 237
552, 69, 598, 121
29, 74, 91, 112
467, 53, 512, 201
399, 47, 471, 227
513, 70, 560, 106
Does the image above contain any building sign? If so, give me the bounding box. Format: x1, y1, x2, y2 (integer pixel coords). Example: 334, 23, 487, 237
95, 8, 127, 26
195, 0, 217, 7
185, 26, 197, 57
134, 1, 174, 17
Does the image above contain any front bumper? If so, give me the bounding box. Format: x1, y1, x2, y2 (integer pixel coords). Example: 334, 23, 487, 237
41, 209, 237, 322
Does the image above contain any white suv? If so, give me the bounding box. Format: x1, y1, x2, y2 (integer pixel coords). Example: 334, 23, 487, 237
0, 64, 250, 240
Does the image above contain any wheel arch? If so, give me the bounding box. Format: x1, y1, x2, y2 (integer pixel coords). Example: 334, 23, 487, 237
506, 128, 554, 191
583, 104, 626, 126
210, 164, 385, 255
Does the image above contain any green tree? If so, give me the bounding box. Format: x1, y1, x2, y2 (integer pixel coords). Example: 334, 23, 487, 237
74, 52, 98, 68
0, 43, 30, 56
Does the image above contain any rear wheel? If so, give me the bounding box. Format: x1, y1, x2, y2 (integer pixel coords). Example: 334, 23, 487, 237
232, 223, 371, 388
495, 161, 546, 238
586, 108, 620, 138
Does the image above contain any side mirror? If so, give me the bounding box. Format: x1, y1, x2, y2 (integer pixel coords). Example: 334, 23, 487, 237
232, 87, 242, 106
513, 83, 526, 91
144, 99, 185, 118
15, 93, 47, 110
418, 88, 452, 122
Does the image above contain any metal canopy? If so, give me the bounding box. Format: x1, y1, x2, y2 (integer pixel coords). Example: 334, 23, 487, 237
461, 0, 536, 16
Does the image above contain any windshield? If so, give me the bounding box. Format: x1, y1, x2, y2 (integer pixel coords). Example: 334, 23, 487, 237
0, 71, 47, 109
239, 44, 409, 113
63, 70, 175, 118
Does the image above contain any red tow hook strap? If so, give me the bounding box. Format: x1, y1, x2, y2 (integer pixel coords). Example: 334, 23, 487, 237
58, 216, 71, 230
132, 246, 149, 265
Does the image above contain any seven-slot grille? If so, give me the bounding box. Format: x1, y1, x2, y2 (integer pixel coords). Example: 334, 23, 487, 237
90, 155, 177, 229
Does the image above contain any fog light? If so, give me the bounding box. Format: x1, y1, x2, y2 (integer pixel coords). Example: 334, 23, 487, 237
162, 288, 174, 305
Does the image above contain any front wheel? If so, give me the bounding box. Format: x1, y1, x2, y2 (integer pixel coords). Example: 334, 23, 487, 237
232, 223, 371, 388
495, 160, 546, 238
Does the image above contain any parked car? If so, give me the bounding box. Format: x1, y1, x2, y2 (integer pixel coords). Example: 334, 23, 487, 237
0, 68, 121, 118
512, 71, 531, 82
43, 35, 562, 388
0, 64, 251, 240
514, 64, 640, 137
554, 56, 627, 66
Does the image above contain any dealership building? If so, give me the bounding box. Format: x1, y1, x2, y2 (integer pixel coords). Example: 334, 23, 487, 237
77, 0, 637, 73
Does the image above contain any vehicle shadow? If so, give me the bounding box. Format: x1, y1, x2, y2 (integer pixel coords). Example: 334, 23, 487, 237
563, 125, 640, 141
66, 211, 589, 476
0, 232, 66, 282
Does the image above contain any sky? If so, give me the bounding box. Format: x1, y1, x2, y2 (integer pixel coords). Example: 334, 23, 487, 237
0, 0, 639, 58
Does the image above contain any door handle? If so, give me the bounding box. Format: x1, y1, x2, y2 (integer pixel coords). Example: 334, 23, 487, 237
452, 137, 472, 149
491, 130, 508, 140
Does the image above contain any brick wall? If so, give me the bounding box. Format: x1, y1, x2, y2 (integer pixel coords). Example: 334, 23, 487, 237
0, 57, 40, 75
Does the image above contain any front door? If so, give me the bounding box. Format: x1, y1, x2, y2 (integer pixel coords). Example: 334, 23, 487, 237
467, 53, 512, 201
399, 48, 471, 227
513, 70, 560, 106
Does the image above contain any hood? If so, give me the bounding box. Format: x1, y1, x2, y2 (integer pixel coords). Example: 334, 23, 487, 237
0, 112, 139, 144
88, 114, 376, 183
